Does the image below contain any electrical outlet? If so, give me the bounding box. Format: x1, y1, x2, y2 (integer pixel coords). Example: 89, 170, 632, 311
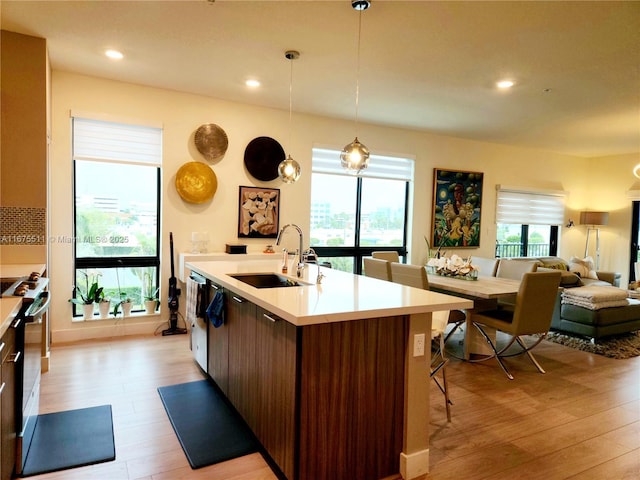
413, 333, 426, 357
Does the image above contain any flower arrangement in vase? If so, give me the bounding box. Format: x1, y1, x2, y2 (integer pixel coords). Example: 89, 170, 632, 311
426, 254, 478, 280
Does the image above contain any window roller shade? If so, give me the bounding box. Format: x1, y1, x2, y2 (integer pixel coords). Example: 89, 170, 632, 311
312, 147, 413, 181
496, 189, 565, 226
73, 117, 162, 165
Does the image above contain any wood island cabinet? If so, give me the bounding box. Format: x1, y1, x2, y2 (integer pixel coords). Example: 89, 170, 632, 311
207, 286, 407, 480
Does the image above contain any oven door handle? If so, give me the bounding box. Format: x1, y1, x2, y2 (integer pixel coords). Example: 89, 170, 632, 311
26, 291, 50, 320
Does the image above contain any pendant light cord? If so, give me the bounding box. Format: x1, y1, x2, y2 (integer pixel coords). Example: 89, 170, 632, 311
355, 9, 363, 137
289, 55, 293, 154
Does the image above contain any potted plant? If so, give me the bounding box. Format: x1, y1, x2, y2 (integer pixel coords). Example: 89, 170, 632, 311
112, 291, 134, 317
121, 296, 134, 317
69, 271, 104, 320
98, 296, 111, 318
112, 266, 133, 317
143, 272, 159, 314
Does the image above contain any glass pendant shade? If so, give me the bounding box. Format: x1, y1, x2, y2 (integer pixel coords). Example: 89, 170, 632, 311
278, 155, 301, 184
340, 137, 370, 173
342, 3, 370, 174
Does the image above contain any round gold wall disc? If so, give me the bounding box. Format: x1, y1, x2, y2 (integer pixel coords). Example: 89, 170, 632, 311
175, 162, 217, 204
194, 123, 228, 161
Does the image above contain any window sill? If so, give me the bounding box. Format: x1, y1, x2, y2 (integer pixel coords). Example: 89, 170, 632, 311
71, 310, 162, 323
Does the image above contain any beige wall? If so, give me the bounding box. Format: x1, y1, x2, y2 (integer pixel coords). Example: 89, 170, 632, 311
584, 153, 640, 278
48, 71, 637, 341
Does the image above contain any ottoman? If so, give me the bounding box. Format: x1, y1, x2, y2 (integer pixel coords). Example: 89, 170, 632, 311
553, 298, 640, 340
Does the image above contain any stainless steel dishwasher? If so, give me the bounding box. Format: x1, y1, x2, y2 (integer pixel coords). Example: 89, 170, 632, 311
187, 272, 208, 372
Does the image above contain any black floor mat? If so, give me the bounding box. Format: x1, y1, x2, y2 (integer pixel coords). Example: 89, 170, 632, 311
157, 379, 258, 469
21, 404, 115, 477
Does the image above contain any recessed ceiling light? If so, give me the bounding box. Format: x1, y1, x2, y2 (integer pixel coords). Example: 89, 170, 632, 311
497, 80, 514, 89
245, 79, 261, 88
105, 49, 124, 60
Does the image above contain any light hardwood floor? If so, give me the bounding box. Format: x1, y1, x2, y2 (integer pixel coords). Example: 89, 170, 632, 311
28, 332, 639, 480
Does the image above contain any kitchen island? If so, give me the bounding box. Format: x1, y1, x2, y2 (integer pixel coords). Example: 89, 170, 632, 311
187, 259, 473, 480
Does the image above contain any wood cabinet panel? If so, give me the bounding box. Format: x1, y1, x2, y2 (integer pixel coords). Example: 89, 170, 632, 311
210, 286, 408, 480
225, 292, 257, 429
0, 31, 47, 208
254, 307, 297, 480
0, 324, 17, 480
297, 315, 407, 480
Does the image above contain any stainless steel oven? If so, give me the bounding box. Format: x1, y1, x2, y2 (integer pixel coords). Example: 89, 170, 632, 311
1, 273, 49, 475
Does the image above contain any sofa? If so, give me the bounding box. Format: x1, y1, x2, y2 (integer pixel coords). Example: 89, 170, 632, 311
502, 256, 640, 340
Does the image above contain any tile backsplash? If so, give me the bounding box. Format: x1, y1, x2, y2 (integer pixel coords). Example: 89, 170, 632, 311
0, 206, 46, 245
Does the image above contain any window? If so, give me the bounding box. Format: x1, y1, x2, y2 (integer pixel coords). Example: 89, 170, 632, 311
72, 116, 162, 318
495, 187, 565, 258
310, 147, 413, 273
630, 201, 640, 282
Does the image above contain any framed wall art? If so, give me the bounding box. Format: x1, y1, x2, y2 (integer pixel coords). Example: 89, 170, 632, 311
238, 186, 280, 238
431, 168, 483, 249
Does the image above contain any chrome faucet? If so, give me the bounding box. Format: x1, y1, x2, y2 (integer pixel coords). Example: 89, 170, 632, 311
304, 247, 324, 284
276, 224, 305, 277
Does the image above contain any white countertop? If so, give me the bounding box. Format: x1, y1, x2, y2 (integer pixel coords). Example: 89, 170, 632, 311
0, 297, 22, 337
179, 252, 277, 282
0, 263, 46, 279
187, 260, 473, 326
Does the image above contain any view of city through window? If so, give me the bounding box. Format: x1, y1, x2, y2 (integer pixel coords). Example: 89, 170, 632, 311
310, 175, 406, 247
310, 174, 407, 271
74, 160, 159, 315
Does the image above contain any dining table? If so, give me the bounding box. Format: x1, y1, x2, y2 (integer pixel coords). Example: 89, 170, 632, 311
427, 272, 521, 359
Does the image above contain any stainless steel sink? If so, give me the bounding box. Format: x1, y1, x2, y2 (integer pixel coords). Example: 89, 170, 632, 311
229, 273, 304, 288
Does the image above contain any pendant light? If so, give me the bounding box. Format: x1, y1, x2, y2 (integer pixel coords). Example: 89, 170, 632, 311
278, 50, 302, 184
340, 0, 371, 174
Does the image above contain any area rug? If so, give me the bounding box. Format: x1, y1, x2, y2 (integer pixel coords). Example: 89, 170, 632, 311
544, 330, 640, 359
21, 404, 115, 477
157, 379, 258, 469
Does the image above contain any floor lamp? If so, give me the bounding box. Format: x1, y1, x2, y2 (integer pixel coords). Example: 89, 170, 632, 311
580, 211, 609, 270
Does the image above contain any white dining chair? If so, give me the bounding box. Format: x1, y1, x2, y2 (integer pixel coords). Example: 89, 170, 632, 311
389, 262, 461, 421
495, 259, 538, 310
471, 256, 499, 277
363, 257, 392, 281
495, 259, 538, 280
372, 251, 400, 262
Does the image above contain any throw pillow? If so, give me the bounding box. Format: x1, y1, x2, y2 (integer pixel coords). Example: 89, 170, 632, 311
539, 259, 569, 271
538, 267, 581, 286
568, 256, 598, 280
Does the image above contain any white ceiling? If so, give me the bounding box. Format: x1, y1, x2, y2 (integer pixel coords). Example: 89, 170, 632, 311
2, 0, 639, 158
